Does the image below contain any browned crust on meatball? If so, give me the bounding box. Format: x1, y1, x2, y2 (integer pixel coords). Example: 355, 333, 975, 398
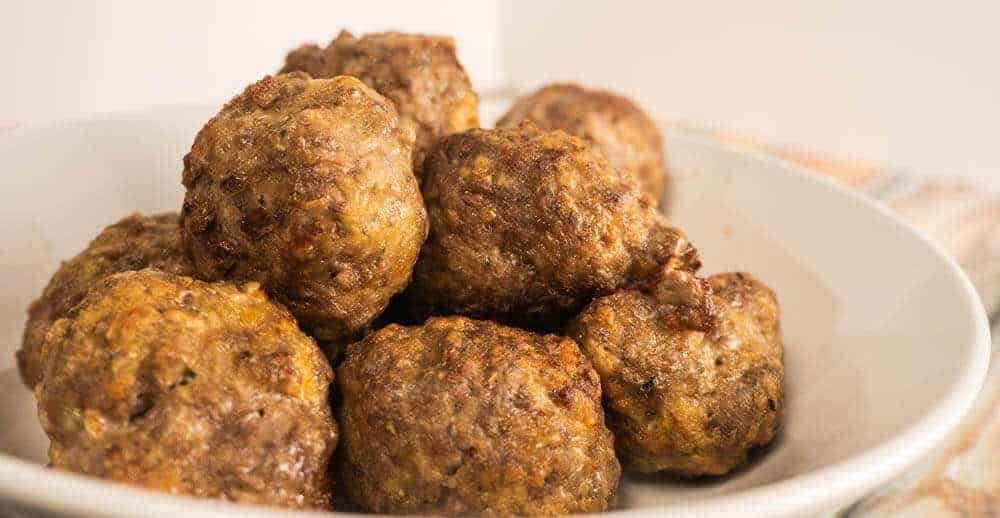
498, 83, 670, 207
282, 30, 479, 177
18, 212, 193, 388
406, 123, 698, 329
35, 270, 337, 509
565, 270, 784, 476
337, 316, 621, 515
181, 73, 428, 347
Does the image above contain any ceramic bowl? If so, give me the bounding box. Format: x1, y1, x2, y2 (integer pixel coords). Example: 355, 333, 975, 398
0, 102, 989, 517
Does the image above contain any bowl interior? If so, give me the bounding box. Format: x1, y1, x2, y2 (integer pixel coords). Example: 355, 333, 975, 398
0, 103, 987, 517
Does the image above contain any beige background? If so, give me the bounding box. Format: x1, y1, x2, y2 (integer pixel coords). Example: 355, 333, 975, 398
2, 0, 999, 188
500, 1, 1000, 189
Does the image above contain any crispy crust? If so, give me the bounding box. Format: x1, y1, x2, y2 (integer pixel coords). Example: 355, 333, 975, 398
18, 212, 193, 388
498, 83, 670, 207
566, 271, 784, 476
36, 270, 337, 509
181, 73, 428, 349
282, 30, 479, 177
406, 123, 697, 328
337, 316, 621, 515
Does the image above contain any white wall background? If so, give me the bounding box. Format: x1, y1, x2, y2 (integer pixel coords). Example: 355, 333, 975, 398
2, 0, 999, 187
0, 0, 503, 123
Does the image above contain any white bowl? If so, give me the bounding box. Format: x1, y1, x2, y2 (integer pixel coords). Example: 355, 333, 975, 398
0, 104, 989, 518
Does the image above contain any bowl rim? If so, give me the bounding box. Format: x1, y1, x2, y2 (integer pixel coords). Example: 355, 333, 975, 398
0, 109, 990, 518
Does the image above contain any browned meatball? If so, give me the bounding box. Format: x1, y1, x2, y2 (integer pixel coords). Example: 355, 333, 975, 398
35, 270, 337, 509
282, 30, 479, 177
337, 316, 621, 515
406, 123, 698, 328
18, 212, 193, 388
181, 73, 428, 350
498, 83, 670, 207
565, 270, 784, 476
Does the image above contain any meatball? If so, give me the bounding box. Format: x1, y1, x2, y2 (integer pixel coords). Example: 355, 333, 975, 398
498, 83, 670, 207
566, 270, 784, 476
18, 212, 193, 388
181, 73, 428, 350
35, 270, 337, 509
407, 123, 698, 328
337, 316, 621, 515
282, 30, 479, 177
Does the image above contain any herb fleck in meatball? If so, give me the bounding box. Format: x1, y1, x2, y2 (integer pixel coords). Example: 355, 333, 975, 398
36, 270, 337, 509
181, 73, 428, 350
566, 270, 784, 476
282, 30, 479, 177
337, 316, 621, 515
498, 83, 671, 207
407, 123, 698, 328
18, 212, 192, 388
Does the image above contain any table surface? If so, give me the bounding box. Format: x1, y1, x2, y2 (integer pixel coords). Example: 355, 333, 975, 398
679, 124, 1000, 517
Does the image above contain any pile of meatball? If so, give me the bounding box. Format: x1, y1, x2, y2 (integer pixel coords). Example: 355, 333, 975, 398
18, 30, 784, 516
